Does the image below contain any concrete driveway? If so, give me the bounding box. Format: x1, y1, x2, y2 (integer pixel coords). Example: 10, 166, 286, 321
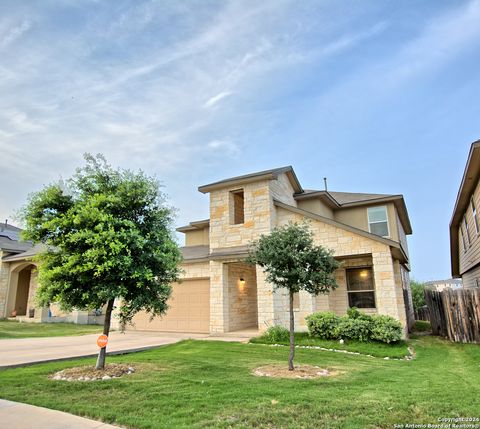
0, 331, 208, 368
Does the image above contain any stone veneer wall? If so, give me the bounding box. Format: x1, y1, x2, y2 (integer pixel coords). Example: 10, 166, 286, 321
274, 206, 407, 332
0, 253, 9, 318
227, 262, 258, 331
209, 179, 272, 249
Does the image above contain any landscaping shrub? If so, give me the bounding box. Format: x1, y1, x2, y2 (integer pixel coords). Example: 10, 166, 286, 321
414, 320, 431, 332
307, 309, 403, 344
370, 315, 403, 343
262, 326, 290, 343
335, 316, 371, 342
305, 311, 340, 339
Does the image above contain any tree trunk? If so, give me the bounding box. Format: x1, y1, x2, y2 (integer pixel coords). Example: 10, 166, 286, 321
95, 299, 114, 370
288, 290, 295, 371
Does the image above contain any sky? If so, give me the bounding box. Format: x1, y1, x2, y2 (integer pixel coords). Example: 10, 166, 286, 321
1, 0, 479, 282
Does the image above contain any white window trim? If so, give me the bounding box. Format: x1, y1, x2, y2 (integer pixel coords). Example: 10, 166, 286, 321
367, 205, 390, 238
464, 216, 471, 245
346, 267, 376, 309
471, 198, 479, 235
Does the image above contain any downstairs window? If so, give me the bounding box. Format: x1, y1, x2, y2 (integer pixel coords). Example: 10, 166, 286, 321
346, 267, 376, 308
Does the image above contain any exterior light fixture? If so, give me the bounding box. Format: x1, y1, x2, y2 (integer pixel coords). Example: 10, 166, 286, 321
238, 277, 246, 290
360, 270, 368, 278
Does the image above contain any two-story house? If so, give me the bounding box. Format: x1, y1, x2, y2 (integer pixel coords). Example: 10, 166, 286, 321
450, 140, 480, 288
130, 166, 414, 335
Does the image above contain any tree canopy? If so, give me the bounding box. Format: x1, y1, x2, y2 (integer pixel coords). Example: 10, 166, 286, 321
248, 222, 340, 370
21, 154, 182, 368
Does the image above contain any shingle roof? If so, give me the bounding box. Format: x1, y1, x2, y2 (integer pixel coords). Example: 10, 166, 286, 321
180, 245, 209, 261
2, 243, 46, 261
328, 191, 393, 205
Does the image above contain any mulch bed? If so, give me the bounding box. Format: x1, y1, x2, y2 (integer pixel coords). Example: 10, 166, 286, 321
50, 363, 135, 382
252, 364, 338, 379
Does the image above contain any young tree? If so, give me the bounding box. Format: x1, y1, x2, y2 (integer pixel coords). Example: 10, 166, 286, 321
21, 154, 182, 369
248, 222, 340, 371
410, 279, 427, 310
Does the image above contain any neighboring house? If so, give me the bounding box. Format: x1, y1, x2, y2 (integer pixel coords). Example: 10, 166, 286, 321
0, 223, 105, 324
450, 140, 480, 289
424, 278, 463, 292
1, 166, 415, 334
0, 222, 33, 319
131, 166, 415, 334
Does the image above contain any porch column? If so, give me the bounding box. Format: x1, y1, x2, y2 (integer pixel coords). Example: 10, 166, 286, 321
256, 265, 275, 332
372, 248, 401, 322
210, 261, 229, 333
297, 291, 316, 331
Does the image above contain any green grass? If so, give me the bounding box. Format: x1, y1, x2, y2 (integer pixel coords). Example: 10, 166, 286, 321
0, 336, 479, 429
0, 320, 102, 339
414, 320, 432, 332
250, 332, 410, 358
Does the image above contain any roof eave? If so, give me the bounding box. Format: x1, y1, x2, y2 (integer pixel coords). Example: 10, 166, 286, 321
450, 140, 480, 229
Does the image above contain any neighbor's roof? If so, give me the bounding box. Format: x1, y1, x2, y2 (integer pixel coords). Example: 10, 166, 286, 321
198, 166, 303, 194
450, 140, 480, 277
2, 243, 47, 262
0, 223, 33, 253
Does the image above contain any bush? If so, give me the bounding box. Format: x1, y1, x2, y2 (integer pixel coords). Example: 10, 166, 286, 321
305, 311, 340, 340
262, 326, 290, 343
370, 315, 403, 343
307, 309, 403, 344
335, 316, 371, 342
414, 320, 431, 332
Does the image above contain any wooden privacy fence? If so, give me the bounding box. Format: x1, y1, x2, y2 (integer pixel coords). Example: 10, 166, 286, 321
414, 305, 430, 321
425, 288, 480, 343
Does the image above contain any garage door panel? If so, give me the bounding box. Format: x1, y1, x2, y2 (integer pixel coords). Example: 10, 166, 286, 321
131, 279, 210, 333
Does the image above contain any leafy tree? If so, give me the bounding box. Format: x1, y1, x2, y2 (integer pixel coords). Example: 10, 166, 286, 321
21, 154, 182, 369
248, 222, 340, 371
410, 280, 426, 310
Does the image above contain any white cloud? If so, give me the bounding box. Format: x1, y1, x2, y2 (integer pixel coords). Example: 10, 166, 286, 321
0, 19, 31, 48
207, 139, 239, 155
204, 91, 232, 108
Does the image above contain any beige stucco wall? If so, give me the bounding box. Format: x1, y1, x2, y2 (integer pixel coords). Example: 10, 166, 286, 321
184, 227, 209, 246
333, 203, 399, 242
297, 199, 334, 218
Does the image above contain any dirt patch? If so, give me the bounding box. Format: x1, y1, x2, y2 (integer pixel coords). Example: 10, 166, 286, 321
50, 363, 135, 382
252, 364, 338, 379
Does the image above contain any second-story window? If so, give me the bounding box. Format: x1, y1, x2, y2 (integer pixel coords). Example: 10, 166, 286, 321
230, 189, 245, 225
471, 198, 479, 234
367, 206, 389, 237
461, 228, 467, 253
464, 216, 471, 245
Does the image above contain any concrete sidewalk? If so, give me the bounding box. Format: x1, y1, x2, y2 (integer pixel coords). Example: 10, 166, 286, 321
0, 331, 208, 368
0, 399, 121, 429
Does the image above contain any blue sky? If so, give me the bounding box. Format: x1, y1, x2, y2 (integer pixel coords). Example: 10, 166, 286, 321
1, 0, 479, 281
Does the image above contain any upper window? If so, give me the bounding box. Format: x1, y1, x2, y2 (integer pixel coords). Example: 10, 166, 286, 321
460, 229, 467, 253
346, 267, 375, 308
230, 189, 245, 225
464, 216, 471, 245
471, 198, 479, 235
367, 206, 389, 237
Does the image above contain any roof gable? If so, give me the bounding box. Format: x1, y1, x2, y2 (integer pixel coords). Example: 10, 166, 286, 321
198, 166, 303, 194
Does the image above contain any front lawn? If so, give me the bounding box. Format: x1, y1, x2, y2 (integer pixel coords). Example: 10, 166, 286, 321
0, 336, 479, 428
0, 320, 102, 339
250, 332, 410, 358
